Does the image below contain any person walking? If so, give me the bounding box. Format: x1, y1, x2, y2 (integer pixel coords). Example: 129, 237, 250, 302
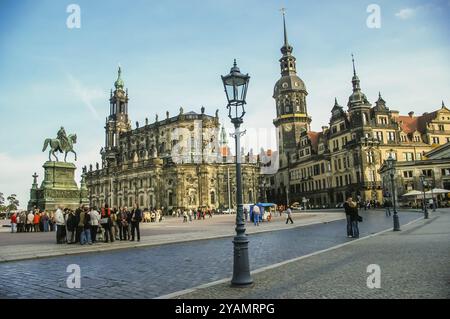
285, 206, 294, 224
74, 206, 82, 242
89, 206, 100, 243
77, 207, 87, 245
65, 210, 76, 244
55, 206, 66, 244
111, 208, 119, 240
343, 196, 354, 238
183, 210, 188, 223
116, 208, 124, 240
33, 211, 40, 232
121, 207, 130, 240
42, 212, 49, 232
18, 211, 26, 233
101, 204, 114, 243
130, 204, 142, 242
344, 196, 360, 238
10, 212, 17, 233
253, 205, 260, 226
384, 198, 392, 217
243, 208, 248, 222
48, 212, 55, 231
26, 211, 34, 232
83, 206, 92, 245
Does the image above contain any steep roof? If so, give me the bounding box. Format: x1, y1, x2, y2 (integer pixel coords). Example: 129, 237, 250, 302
397, 111, 437, 134
307, 131, 321, 152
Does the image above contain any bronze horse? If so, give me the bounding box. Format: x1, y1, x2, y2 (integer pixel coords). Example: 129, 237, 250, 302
42, 134, 77, 162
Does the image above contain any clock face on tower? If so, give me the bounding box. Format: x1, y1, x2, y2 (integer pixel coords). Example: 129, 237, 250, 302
284, 124, 293, 132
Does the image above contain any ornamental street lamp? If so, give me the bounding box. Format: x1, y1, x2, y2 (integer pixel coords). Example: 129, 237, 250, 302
221, 59, 252, 286
419, 174, 429, 219
386, 155, 400, 231
430, 181, 436, 212
262, 180, 268, 203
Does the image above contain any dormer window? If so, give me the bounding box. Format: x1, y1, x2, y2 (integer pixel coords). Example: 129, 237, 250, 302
379, 117, 388, 125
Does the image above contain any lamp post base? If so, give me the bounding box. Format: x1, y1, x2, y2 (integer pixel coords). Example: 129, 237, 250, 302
393, 212, 400, 231
424, 209, 429, 219
231, 235, 253, 287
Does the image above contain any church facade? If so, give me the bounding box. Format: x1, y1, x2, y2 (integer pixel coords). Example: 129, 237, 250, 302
84, 68, 259, 211
265, 14, 450, 207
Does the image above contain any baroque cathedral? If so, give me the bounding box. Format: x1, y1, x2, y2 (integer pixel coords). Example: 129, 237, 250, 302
265, 13, 450, 206
84, 68, 259, 210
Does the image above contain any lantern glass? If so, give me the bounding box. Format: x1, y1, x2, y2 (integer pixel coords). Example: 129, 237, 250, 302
221, 60, 250, 106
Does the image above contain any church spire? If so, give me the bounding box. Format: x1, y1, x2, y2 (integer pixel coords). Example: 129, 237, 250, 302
278, 9, 296, 76
351, 53, 360, 91
352, 53, 357, 77
347, 54, 371, 109
280, 8, 293, 56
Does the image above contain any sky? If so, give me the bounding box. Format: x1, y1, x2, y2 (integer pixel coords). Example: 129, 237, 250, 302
0, 0, 449, 208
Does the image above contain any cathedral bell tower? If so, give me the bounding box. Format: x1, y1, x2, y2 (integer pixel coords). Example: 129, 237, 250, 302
273, 10, 311, 155
103, 66, 131, 166
347, 54, 372, 130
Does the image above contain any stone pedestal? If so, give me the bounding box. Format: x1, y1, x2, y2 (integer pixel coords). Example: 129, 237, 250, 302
28, 161, 88, 211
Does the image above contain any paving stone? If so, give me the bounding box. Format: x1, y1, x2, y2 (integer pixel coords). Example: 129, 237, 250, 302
0, 211, 424, 298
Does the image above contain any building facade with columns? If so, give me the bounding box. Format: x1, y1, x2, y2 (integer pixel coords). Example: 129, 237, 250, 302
84, 68, 259, 211
380, 142, 450, 206
264, 13, 450, 207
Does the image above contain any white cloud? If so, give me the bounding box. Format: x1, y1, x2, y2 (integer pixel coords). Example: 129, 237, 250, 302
66, 73, 104, 121
395, 8, 417, 20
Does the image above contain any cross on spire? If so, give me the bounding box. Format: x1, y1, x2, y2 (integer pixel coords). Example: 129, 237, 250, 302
352, 53, 356, 76
281, 7, 289, 47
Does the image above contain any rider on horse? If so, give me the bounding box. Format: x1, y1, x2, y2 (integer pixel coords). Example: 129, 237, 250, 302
57, 127, 69, 152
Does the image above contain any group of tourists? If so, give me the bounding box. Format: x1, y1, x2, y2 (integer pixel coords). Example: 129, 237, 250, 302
53, 204, 143, 244
9, 210, 55, 233
175, 207, 215, 223
9, 204, 144, 245
142, 209, 163, 223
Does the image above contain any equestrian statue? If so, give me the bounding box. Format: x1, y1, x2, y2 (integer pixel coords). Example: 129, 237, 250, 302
42, 127, 77, 162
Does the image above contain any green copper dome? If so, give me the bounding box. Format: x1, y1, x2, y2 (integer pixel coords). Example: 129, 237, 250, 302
114, 66, 124, 90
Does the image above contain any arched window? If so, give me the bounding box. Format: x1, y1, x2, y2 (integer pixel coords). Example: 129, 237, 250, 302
210, 191, 215, 204
363, 113, 369, 125
367, 151, 375, 164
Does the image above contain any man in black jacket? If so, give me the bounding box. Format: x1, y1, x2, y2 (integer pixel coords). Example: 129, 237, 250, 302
74, 206, 82, 243
343, 196, 354, 238
130, 203, 142, 242
66, 210, 77, 244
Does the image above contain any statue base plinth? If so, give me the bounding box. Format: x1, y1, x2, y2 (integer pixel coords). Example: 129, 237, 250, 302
28, 161, 88, 212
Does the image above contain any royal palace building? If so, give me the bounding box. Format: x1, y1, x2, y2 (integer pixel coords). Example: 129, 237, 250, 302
84, 68, 259, 211
265, 14, 450, 207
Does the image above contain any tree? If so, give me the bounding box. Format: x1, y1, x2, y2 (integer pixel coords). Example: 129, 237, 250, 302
0, 192, 5, 212
6, 194, 19, 211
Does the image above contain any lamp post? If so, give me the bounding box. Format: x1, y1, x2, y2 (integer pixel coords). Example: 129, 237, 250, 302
262, 180, 268, 203
386, 155, 400, 231
221, 59, 253, 286
419, 174, 429, 219
430, 181, 436, 212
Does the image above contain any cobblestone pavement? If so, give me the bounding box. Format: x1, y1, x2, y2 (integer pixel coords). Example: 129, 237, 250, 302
178, 210, 450, 299
0, 213, 344, 262
0, 210, 423, 299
